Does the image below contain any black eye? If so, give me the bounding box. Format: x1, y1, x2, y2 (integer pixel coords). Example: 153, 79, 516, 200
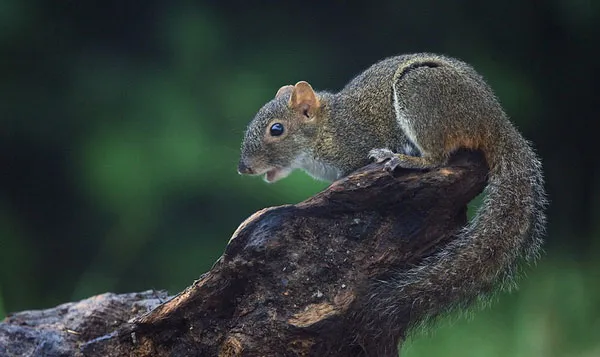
269, 123, 284, 136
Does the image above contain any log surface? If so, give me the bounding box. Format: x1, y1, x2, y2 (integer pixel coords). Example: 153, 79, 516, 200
0, 150, 488, 357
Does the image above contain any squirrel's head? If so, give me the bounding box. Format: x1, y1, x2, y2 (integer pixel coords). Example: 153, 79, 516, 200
238, 81, 321, 183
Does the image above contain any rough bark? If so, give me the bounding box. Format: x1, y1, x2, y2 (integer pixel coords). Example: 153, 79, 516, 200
0, 150, 487, 357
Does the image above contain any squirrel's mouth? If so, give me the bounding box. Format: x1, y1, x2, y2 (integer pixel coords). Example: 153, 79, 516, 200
264, 167, 291, 183
265, 169, 278, 182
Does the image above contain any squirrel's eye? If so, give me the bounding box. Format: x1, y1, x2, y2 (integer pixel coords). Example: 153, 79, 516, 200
269, 123, 284, 137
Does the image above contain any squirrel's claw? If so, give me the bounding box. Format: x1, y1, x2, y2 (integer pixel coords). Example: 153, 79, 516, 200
368, 148, 395, 163
383, 157, 401, 172
369, 148, 401, 172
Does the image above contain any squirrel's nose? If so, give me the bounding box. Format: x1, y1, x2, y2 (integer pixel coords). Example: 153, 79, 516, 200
237, 160, 254, 175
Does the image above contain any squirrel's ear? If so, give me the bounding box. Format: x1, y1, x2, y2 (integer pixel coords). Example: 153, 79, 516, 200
275, 85, 294, 98
290, 81, 320, 118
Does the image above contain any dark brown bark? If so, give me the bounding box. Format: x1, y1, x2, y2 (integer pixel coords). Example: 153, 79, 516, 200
0, 150, 487, 357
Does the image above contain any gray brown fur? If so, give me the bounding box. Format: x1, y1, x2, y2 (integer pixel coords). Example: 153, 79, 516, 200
239, 53, 547, 356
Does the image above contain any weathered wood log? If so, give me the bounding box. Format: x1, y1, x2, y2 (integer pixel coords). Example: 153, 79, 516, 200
0, 150, 487, 357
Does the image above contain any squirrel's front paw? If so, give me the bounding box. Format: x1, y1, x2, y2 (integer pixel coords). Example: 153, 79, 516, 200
368, 148, 401, 172
368, 148, 395, 163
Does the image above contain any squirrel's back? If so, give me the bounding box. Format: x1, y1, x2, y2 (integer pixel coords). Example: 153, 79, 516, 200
341, 53, 476, 97
336, 53, 488, 156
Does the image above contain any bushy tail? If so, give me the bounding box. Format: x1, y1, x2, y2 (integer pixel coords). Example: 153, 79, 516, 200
358, 132, 547, 354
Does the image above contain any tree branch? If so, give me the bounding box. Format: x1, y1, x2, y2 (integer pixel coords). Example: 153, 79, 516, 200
0, 150, 487, 357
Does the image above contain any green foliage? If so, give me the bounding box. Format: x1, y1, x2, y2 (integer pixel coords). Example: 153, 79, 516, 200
402, 257, 600, 356
0, 286, 4, 320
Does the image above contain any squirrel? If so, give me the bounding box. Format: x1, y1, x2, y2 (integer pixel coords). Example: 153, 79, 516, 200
238, 53, 547, 354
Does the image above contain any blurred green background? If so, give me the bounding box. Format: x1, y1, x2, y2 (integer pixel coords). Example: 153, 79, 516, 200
1, 1, 598, 356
